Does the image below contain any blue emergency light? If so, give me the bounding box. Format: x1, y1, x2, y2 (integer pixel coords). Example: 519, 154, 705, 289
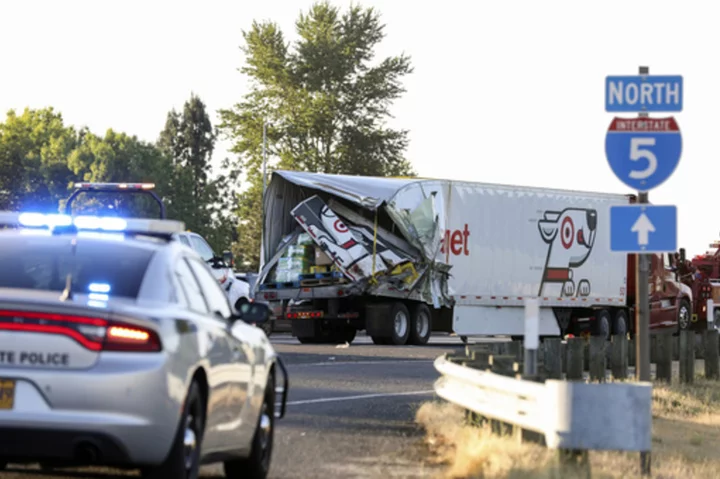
0, 211, 185, 235
16, 213, 128, 231
88, 283, 112, 294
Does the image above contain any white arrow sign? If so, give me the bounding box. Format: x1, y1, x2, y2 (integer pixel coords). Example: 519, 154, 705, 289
631, 213, 656, 246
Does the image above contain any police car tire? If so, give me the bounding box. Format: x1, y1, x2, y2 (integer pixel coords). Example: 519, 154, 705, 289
0, 462, 6, 470
142, 381, 205, 479
224, 372, 276, 479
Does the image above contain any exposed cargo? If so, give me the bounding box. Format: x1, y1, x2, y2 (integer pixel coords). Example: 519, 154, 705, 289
255, 170, 691, 345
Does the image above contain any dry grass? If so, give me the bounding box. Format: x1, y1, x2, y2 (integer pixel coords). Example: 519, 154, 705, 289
416, 378, 720, 478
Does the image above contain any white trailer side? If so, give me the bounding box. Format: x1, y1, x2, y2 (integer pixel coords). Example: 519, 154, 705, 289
259, 171, 633, 342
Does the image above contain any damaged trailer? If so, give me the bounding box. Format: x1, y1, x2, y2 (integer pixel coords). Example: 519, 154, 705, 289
254, 170, 635, 345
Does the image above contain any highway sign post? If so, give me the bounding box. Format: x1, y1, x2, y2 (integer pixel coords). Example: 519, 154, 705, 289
605, 66, 684, 477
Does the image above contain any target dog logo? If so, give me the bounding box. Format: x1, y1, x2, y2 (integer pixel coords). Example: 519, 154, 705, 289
537, 208, 597, 297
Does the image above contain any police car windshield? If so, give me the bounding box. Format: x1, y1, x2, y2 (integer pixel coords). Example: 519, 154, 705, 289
0, 236, 154, 299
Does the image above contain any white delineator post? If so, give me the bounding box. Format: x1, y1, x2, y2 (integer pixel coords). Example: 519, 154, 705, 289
708, 299, 715, 330
524, 298, 540, 376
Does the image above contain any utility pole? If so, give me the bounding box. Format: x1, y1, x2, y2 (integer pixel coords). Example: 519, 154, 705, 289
258, 119, 269, 274
262, 120, 268, 200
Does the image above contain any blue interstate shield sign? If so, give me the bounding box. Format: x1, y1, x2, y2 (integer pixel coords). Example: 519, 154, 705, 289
605, 117, 682, 191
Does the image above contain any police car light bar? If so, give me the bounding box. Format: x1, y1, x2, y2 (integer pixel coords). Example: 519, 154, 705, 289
0, 212, 185, 235
73, 182, 156, 191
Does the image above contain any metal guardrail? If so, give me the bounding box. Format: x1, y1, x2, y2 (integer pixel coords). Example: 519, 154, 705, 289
433, 353, 653, 472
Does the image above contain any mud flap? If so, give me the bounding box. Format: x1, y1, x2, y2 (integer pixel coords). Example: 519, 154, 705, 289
292, 318, 322, 338
365, 303, 394, 337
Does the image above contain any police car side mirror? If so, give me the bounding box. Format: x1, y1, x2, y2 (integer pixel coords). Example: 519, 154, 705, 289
234, 301, 270, 325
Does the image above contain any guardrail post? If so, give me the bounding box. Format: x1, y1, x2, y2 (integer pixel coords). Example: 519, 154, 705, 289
566, 338, 584, 380
703, 329, 720, 380
655, 333, 673, 382
544, 337, 563, 379
649, 334, 658, 363
679, 330, 695, 384
610, 333, 628, 380
523, 299, 539, 377
589, 336, 607, 382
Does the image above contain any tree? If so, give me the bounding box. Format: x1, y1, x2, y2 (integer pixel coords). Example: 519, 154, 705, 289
219, 1, 415, 270
158, 93, 233, 252
66, 129, 172, 217
0, 107, 78, 211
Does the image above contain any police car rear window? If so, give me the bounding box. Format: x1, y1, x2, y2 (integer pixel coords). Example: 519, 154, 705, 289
0, 237, 154, 299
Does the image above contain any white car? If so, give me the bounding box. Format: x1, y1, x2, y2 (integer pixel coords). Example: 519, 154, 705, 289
0, 211, 288, 479
173, 232, 251, 309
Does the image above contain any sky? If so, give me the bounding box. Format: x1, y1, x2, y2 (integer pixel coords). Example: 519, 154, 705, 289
0, 0, 716, 257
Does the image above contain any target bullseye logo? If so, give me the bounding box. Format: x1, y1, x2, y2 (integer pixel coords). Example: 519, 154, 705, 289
561, 216, 574, 250
334, 220, 348, 233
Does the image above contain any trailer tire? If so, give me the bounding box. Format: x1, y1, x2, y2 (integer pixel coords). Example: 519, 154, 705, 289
389, 302, 411, 345
371, 336, 388, 345
593, 309, 612, 340
409, 303, 432, 345
613, 309, 628, 337
678, 299, 691, 332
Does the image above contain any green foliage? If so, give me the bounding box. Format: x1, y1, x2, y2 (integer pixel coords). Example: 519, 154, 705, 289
0, 108, 171, 219
158, 93, 234, 253
219, 1, 415, 270
0, 107, 78, 211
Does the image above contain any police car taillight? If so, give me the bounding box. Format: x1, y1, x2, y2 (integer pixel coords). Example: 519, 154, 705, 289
0, 310, 162, 353
103, 323, 162, 352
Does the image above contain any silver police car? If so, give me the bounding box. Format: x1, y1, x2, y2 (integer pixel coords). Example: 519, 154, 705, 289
0, 212, 288, 479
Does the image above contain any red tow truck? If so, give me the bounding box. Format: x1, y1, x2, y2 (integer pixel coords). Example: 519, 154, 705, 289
679, 241, 720, 330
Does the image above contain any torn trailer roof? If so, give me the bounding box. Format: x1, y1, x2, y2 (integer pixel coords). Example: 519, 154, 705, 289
260, 170, 453, 307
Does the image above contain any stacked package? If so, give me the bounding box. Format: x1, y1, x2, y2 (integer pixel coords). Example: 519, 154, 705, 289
273, 233, 314, 282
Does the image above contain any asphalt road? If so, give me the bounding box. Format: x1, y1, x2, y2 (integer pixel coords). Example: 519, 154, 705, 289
1, 333, 470, 479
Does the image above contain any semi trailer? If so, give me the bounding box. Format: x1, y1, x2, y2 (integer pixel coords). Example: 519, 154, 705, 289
253, 170, 690, 345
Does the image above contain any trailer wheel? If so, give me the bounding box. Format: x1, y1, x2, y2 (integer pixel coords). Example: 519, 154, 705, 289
613, 309, 628, 337
409, 303, 432, 345
593, 309, 612, 340
389, 302, 411, 345
677, 299, 691, 332
371, 336, 388, 345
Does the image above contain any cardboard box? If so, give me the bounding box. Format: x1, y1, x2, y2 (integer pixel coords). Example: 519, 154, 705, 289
315, 248, 333, 266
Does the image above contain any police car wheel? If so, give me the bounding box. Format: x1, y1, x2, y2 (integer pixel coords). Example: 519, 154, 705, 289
224, 372, 276, 479
0, 462, 6, 470
142, 380, 205, 479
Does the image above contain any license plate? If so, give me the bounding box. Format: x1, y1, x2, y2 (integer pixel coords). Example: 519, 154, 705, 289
0, 379, 15, 410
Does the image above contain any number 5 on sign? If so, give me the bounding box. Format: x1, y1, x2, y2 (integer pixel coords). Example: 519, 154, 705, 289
605, 117, 682, 192
628, 138, 657, 180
